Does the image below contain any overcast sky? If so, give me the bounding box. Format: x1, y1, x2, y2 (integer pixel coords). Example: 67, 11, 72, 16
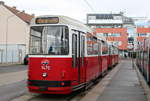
3, 0, 150, 23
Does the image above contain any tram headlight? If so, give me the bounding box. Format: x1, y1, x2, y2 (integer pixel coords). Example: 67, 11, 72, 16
42, 72, 48, 78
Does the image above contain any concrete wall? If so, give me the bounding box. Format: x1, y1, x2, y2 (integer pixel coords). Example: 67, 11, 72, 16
0, 44, 26, 64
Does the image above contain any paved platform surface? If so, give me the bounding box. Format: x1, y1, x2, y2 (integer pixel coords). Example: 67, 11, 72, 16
96, 60, 147, 101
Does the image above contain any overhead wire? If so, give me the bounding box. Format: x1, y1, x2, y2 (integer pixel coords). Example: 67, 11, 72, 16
83, 0, 95, 12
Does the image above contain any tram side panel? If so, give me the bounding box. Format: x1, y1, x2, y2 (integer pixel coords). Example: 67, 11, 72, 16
143, 40, 150, 84
136, 39, 150, 84
85, 56, 100, 81
107, 55, 112, 69
86, 36, 102, 82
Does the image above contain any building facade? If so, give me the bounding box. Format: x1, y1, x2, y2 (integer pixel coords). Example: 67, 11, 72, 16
136, 28, 150, 42
0, 1, 33, 64
87, 13, 135, 55
96, 28, 128, 50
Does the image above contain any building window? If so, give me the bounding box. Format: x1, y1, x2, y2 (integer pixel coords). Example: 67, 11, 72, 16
105, 33, 121, 37
96, 33, 104, 37
138, 33, 147, 37
88, 16, 96, 20
96, 14, 113, 19
128, 37, 134, 43
113, 16, 122, 20
113, 25, 122, 28
113, 41, 122, 46
103, 33, 108, 37
111, 33, 121, 37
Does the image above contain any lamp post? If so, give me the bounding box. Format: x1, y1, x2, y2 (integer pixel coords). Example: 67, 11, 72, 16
5, 12, 21, 63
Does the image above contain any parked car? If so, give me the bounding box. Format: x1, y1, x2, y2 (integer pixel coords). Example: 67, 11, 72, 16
24, 54, 28, 65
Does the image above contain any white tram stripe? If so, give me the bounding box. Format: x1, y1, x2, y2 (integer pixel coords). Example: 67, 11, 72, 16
29, 55, 71, 58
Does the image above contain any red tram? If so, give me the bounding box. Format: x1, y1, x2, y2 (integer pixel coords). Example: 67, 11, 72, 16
108, 44, 119, 69
28, 15, 119, 94
136, 38, 150, 84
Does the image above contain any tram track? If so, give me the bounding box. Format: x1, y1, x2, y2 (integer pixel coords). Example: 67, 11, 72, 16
26, 89, 85, 101
11, 66, 114, 101
12, 80, 100, 101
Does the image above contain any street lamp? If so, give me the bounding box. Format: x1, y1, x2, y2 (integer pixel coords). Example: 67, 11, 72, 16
5, 11, 21, 63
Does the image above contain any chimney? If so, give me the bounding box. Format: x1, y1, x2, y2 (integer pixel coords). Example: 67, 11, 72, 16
13, 6, 16, 9
0, 1, 4, 5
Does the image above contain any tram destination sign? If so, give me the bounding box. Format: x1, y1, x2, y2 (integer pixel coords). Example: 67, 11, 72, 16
36, 17, 59, 24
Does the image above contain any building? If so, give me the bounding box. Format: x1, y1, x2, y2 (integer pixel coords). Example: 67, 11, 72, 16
87, 12, 135, 55
134, 28, 150, 49
96, 28, 128, 51
130, 18, 150, 50
87, 13, 124, 28
0, 1, 34, 64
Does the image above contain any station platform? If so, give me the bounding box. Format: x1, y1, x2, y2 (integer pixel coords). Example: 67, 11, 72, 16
80, 60, 148, 101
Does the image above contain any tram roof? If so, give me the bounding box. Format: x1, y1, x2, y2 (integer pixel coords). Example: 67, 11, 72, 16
30, 15, 93, 32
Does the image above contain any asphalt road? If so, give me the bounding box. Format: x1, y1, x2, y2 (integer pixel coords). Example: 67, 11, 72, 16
0, 80, 27, 101
0, 64, 28, 101
0, 64, 27, 74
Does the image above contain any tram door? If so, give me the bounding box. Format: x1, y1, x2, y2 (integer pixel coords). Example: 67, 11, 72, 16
98, 41, 102, 73
80, 34, 86, 83
72, 32, 85, 84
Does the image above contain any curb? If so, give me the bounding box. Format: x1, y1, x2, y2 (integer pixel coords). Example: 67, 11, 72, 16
134, 62, 150, 101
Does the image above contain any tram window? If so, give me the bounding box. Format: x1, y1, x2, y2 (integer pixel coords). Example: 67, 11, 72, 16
148, 49, 150, 66
113, 47, 118, 55
144, 50, 148, 62
81, 35, 85, 65
72, 34, 77, 67
87, 36, 92, 55
29, 26, 69, 55
87, 36, 98, 55
30, 27, 43, 54
93, 38, 98, 55
102, 41, 108, 55
47, 26, 69, 55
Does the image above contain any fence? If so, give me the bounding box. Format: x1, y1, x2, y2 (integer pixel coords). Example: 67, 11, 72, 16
0, 44, 26, 64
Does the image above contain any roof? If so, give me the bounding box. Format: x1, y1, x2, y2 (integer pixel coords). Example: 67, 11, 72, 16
4, 5, 34, 23
31, 15, 94, 33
